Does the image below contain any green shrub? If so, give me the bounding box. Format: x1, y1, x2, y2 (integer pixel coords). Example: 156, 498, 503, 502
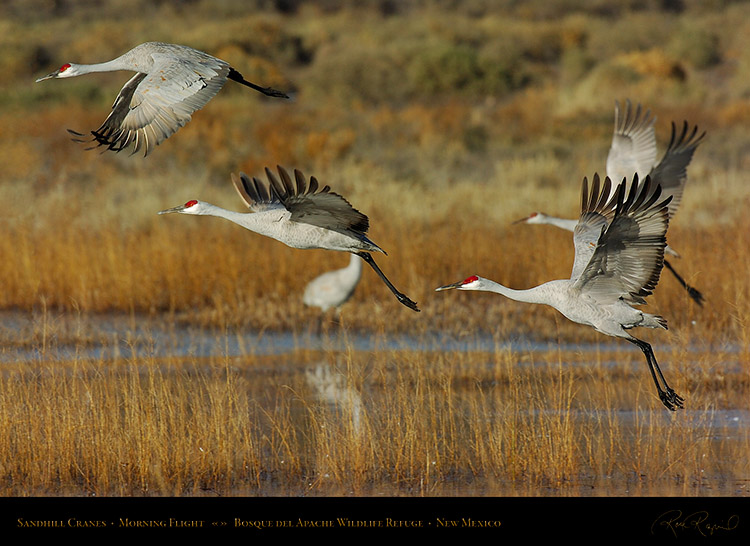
667, 23, 721, 69
408, 43, 482, 94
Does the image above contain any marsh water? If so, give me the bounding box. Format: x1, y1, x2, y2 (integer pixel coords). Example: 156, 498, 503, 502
1, 309, 744, 363
1, 309, 748, 497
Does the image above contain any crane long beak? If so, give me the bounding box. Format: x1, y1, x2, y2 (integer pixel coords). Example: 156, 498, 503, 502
511, 216, 530, 225
435, 280, 463, 292
35, 72, 57, 82
157, 205, 185, 215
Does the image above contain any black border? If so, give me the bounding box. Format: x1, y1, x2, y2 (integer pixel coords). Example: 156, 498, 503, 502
2, 496, 748, 539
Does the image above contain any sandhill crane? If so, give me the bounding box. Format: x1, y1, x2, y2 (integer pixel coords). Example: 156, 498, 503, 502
35, 42, 289, 156
159, 165, 420, 312
303, 253, 363, 312
514, 100, 705, 305
438, 174, 684, 411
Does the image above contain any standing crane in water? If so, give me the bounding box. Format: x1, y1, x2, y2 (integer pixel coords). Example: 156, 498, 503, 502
438, 174, 684, 411
159, 165, 420, 312
514, 100, 705, 305
303, 253, 363, 313
36, 42, 289, 156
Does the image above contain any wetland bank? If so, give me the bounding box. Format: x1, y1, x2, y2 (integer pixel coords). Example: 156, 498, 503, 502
0, 308, 747, 497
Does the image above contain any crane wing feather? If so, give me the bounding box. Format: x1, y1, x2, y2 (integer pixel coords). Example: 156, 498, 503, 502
606, 100, 704, 222
287, 192, 370, 233
605, 100, 658, 188
647, 120, 705, 219
233, 166, 370, 233
72, 51, 231, 156
572, 175, 672, 305
570, 174, 617, 282
231, 172, 280, 213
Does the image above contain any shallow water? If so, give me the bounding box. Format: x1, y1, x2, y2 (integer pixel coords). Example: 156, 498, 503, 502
1, 309, 748, 497
0, 309, 743, 365
3, 308, 748, 429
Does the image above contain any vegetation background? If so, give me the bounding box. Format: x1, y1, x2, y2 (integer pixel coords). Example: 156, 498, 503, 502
1, 0, 749, 334
0, 0, 748, 498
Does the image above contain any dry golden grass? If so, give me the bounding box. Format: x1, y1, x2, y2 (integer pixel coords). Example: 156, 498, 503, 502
0, 329, 746, 497
1, 162, 747, 342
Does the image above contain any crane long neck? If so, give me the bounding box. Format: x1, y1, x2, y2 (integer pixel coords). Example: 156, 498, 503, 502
474, 279, 554, 305
542, 216, 578, 232
348, 253, 364, 274
199, 203, 269, 234
75, 57, 135, 74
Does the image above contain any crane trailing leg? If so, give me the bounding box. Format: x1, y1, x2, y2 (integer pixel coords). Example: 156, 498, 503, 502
227, 68, 289, 98
663, 260, 704, 306
357, 252, 420, 312
628, 337, 684, 411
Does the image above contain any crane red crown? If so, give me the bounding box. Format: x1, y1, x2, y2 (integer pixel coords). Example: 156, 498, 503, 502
463, 275, 479, 284
60, 63, 71, 72
185, 200, 198, 207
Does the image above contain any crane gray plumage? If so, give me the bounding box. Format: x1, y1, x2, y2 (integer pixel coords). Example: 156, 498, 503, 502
606, 100, 658, 187
303, 253, 363, 312
159, 166, 419, 312
438, 175, 684, 411
35, 42, 289, 156
572, 174, 669, 306
515, 100, 705, 305
236, 166, 370, 236
607, 100, 705, 223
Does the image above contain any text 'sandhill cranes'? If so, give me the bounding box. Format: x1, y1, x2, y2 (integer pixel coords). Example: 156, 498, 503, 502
159, 166, 420, 312
36, 42, 289, 156
438, 175, 684, 411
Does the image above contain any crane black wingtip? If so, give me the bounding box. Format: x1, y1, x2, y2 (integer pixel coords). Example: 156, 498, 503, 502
67, 128, 90, 144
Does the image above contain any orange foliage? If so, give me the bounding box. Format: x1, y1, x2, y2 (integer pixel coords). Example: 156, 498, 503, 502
716, 100, 750, 127
616, 49, 686, 80
304, 127, 356, 168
